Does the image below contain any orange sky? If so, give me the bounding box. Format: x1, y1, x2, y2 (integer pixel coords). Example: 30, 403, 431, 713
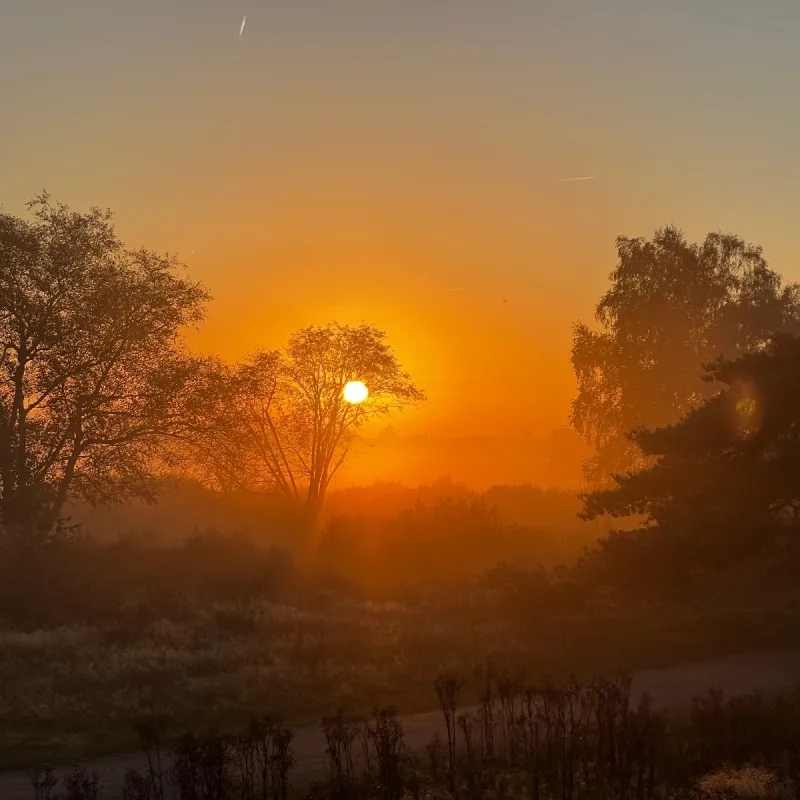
4, 1, 800, 447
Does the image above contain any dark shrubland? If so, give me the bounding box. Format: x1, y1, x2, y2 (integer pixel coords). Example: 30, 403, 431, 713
30, 668, 800, 799
0, 533, 301, 630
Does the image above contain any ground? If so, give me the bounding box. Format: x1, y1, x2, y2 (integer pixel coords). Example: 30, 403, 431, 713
2, 593, 800, 773
2, 648, 800, 799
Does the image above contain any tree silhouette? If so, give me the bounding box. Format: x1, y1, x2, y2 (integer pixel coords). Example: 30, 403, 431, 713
581, 333, 800, 565
195, 323, 424, 530
0, 194, 209, 544
571, 226, 800, 486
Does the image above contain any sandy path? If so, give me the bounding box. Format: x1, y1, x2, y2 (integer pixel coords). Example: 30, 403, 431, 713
3, 648, 799, 799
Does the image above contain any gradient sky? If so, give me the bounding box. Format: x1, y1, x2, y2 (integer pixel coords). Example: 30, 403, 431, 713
4, 0, 800, 440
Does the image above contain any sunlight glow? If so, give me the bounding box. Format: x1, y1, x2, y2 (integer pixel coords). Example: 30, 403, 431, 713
343, 380, 369, 404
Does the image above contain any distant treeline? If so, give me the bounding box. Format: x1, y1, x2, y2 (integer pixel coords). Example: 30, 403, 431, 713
4, 515, 795, 631
64, 479, 614, 589
69, 478, 602, 545
320, 491, 608, 589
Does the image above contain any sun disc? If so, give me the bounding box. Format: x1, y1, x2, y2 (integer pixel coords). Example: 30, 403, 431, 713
343, 380, 369, 404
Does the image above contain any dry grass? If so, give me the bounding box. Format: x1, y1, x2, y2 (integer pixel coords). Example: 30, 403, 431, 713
0, 598, 468, 768
698, 766, 788, 799
1, 594, 799, 772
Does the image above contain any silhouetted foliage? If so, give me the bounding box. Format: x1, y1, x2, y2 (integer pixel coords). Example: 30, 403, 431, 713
321, 709, 360, 797
434, 672, 464, 792
582, 333, 800, 574
109, 671, 800, 800
571, 225, 800, 486
30, 767, 57, 800
191, 323, 424, 539
0, 194, 210, 545
62, 767, 100, 800
132, 713, 169, 800
367, 707, 405, 800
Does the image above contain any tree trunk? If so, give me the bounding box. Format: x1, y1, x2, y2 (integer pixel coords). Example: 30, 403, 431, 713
300, 492, 327, 566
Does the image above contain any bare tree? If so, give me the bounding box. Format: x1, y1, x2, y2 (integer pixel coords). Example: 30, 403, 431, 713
0, 194, 209, 544
195, 323, 424, 530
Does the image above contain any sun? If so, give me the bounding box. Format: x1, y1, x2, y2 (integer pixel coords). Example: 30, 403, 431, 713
343, 380, 369, 404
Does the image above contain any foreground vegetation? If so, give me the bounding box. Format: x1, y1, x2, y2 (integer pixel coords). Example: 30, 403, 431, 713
25, 671, 800, 800
3, 530, 800, 773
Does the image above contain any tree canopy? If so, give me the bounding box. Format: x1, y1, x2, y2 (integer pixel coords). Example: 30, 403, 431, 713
193, 322, 425, 520
0, 194, 209, 543
571, 225, 800, 486
581, 333, 800, 565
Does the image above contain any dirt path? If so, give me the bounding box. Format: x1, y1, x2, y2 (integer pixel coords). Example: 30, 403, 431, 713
3, 648, 800, 799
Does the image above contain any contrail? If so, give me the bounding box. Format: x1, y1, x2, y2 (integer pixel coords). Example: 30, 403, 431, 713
557, 176, 594, 182
239, 15, 246, 37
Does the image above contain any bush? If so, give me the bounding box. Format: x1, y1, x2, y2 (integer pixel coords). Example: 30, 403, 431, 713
698, 766, 787, 799
0, 534, 299, 630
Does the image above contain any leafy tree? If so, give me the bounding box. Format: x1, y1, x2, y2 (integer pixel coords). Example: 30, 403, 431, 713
581, 333, 800, 565
571, 225, 800, 485
194, 322, 424, 525
0, 194, 209, 544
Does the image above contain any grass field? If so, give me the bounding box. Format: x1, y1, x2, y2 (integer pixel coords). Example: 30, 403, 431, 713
3, 592, 800, 772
